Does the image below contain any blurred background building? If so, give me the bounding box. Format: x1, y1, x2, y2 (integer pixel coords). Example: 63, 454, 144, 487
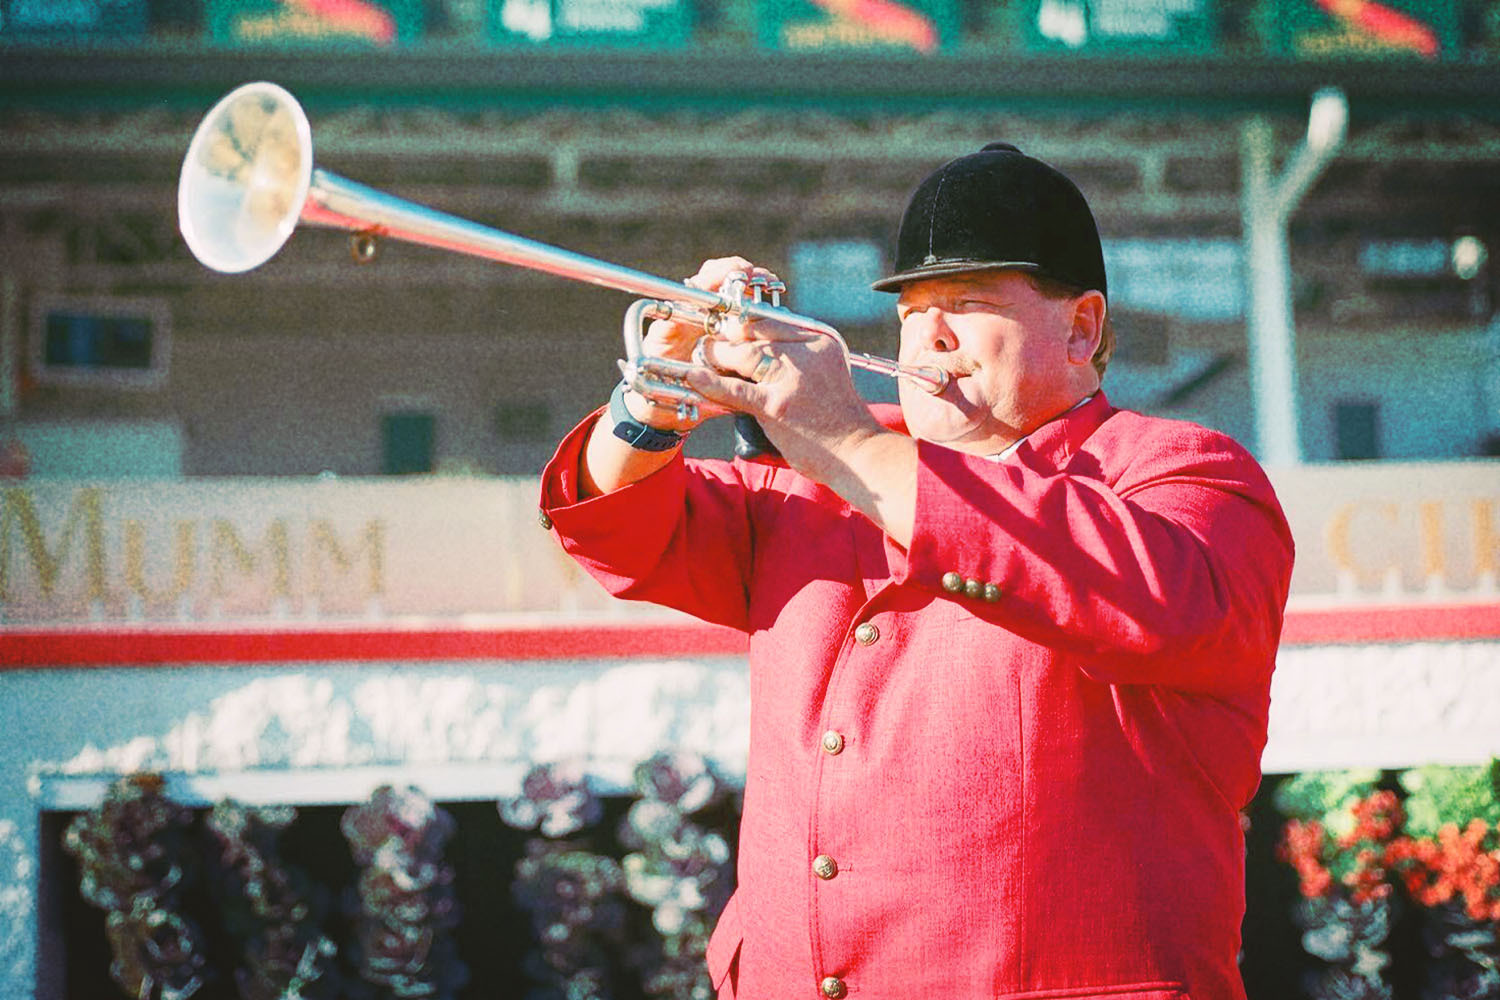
0, 0, 1496, 476
1, 1, 1499, 997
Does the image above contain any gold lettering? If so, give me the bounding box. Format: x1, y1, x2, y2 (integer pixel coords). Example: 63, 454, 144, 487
308, 519, 385, 597
1325, 501, 1400, 587
210, 519, 291, 599
1294, 27, 1411, 55
124, 520, 195, 603
0, 487, 106, 601
1476, 499, 1500, 580
1418, 501, 1446, 581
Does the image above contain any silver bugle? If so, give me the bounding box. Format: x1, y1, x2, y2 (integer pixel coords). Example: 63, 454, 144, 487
176, 81, 950, 411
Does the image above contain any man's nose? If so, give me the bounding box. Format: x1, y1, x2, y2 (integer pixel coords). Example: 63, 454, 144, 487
903, 307, 958, 353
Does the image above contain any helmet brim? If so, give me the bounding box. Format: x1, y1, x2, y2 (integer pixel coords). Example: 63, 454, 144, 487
870, 259, 1044, 293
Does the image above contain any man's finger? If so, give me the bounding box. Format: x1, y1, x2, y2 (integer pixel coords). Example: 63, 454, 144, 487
693, 338, 762, 380
747, 349, 777, 384
686, 256, 758, 292
697, 337, 803, 383
718, 314, 818, 345
686, 366, 763, 416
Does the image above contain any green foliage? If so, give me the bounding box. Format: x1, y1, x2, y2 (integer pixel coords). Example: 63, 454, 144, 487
1274, 769, 1382, 826
1399, 761, 1500, 839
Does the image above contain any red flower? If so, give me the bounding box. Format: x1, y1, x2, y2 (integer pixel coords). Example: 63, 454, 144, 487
1384, 819, 1500, 921
1280, 792, 1405, 903
1279, 819, 1337, 899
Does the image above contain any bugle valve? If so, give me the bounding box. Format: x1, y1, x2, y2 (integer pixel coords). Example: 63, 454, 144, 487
177, 81, 949, 420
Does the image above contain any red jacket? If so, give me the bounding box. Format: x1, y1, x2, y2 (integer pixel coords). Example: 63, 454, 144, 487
540, 393, 1294, 1000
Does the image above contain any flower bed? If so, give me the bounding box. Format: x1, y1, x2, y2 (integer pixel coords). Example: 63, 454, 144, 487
59, 754, 737, 1000
1276, 762, 1500, 1000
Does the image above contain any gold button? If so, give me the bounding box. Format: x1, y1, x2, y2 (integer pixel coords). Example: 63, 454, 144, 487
941, 571, 964, 593
821, 976, 848, 999
812, 854, 838, 879
983, 582, 1002, 602
853, 622, 879, 645
821, 730, 845, 755
538, 509, 554, 530
964, 578, 983, 598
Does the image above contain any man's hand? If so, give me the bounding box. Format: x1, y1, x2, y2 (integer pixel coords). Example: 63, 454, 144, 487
579, 256, 781, 497
688, 313, 884, 483
685, 272, 920, 547
581, 253, 918, 546
623, 256, 785, 434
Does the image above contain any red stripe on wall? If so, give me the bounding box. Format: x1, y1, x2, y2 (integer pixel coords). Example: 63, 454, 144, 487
0, 603, 1496, 667
1278, 602, 1500, 645
0, 622, 749, 668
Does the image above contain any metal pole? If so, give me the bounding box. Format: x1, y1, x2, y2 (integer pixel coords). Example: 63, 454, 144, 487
1240, 88, 1347, 466
1241, 116, 1301, 466
0, 273, 16, 419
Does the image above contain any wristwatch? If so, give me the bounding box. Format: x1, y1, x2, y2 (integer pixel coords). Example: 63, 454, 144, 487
609, 381, 686, 452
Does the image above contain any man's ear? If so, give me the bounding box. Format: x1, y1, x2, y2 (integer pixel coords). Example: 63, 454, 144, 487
1066, 291, 1106, 367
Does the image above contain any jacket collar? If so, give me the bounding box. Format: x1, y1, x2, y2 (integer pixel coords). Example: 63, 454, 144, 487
1010, 390, 1114, 469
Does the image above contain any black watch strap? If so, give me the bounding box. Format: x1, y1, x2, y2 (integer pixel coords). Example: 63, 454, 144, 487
609, 381, 686, 452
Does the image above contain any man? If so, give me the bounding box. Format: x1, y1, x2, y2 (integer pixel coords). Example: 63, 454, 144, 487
539, 143, 1294, 1000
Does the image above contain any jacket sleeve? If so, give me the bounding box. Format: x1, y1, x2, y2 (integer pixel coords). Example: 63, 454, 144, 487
538, 409, 766, 632
892, 423, 1294, 694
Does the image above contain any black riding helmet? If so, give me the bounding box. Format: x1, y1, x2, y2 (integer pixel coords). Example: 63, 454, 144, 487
872, 142, 1107, 298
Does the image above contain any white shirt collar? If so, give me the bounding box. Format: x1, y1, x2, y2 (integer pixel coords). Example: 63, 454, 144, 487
983, 394, 1096, 463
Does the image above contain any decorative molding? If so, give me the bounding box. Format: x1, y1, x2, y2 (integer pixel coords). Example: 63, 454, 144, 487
2, 607, 1496, 667
5, 45, 1500, 113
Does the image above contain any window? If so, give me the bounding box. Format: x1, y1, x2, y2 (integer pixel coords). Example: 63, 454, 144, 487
787, 240, 889, 325
381, 411, 436, 475
1333, 401, 1380, 460
29, 296, 170, 390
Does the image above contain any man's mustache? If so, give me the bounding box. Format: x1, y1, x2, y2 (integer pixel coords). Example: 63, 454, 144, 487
907, 354, 980, 379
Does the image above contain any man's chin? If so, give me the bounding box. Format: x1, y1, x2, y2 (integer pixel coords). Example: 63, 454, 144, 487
903, 410, 992, 448
900, 384, 991, 445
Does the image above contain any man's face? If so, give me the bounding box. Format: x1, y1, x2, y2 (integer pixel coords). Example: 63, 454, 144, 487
895, 270, 1092, 455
